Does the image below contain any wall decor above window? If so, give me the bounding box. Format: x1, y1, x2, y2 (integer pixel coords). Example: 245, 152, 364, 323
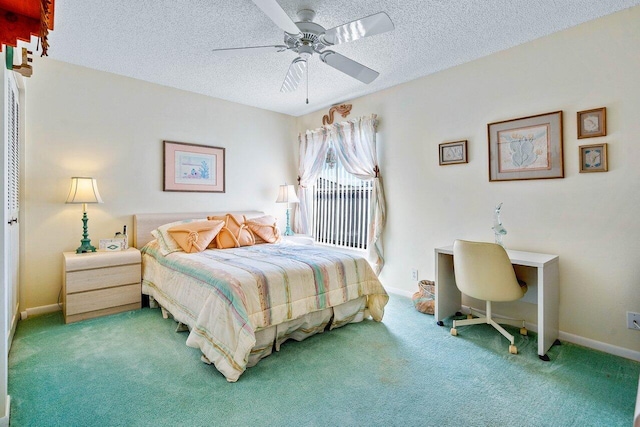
163, 141, 225, 192
322, 103, 352, 125
439, 140, 468, 165
577, 107, 606, 139
488, 111, 564, 182
579, 143, 608, 173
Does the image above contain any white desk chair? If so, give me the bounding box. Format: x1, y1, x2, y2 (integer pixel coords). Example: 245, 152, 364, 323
451, 239, 528, 354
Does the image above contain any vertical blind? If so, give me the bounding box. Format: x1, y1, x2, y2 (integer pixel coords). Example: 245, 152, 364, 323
310, 153, 372, 250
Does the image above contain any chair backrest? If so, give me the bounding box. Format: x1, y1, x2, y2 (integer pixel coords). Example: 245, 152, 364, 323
452, 240, 525, 302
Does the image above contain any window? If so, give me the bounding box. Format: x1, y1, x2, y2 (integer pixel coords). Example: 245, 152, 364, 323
310, 147, 372, 250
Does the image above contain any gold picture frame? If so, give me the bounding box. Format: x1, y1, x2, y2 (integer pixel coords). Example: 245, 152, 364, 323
439, 140, 468, 165
577, 107, 606, 139
579, 143, 608, 173
488, 111, 564, 182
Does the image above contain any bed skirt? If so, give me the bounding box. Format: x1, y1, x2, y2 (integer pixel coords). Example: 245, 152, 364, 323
145, 290, 367, 369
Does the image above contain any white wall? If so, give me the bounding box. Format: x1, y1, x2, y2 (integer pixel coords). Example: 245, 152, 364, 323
22, 59, 297, 310
296, 7, 640, 354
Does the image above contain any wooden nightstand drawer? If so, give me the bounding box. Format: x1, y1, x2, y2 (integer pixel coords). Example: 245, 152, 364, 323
66, 264, 140, 293
66, 283, 141, 316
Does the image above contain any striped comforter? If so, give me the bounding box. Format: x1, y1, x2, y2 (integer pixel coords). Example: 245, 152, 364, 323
141, 240, 388, 382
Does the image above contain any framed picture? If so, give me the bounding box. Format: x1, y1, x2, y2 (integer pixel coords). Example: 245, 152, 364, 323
439, 140, 468, 165
488, 111, 564, 182
577, 107, 606, 139
163, 141, 225, 192
579, 143, 608, 173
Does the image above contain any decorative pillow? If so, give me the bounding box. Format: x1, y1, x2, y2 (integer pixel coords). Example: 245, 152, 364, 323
152, 218, 208, 255
245, 215, 281, 244
208, 214, 255, 249
167, 220, 225, 253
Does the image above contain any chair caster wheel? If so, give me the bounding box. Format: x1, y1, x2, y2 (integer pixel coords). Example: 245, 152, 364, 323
509, 345, 518, 354
520, 327, 528, 336
450, 328, 457, 336
436, 320, 444, 326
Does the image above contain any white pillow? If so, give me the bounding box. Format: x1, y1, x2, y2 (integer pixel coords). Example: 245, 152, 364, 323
152, 218, 207, 255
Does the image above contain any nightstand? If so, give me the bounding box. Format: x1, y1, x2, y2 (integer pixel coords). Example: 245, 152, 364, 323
62, 248, 142, 324
282, 234, 314, 245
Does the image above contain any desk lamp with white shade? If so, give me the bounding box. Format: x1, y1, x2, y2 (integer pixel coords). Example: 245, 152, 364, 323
66, 177, 103, 253
276, 183, 299, 236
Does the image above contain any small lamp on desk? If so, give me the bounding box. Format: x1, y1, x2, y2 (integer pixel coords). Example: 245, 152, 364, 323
66, 177, 103, 253
276, 183, 299, 236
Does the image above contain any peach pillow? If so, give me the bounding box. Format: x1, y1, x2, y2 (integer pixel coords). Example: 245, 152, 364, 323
167, 220, 225, 253
152, 218, 207, 255
245, 215, 281, 243
208, 214, 255, 249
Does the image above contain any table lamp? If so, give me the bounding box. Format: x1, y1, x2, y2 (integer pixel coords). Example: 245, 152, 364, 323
276, 183, 299, 236
66, 177, 103, 253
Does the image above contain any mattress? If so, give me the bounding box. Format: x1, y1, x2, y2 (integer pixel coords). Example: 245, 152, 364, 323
141, 239, 388, 382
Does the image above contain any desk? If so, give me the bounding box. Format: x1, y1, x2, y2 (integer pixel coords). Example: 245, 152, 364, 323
435, 245, 559, 360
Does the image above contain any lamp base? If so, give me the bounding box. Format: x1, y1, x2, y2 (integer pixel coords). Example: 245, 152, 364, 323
76, 241, 97, 254
284, 208, 294, 236
76, 211, 97, 253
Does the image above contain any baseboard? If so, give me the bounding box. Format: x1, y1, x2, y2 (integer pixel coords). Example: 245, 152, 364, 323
0, 395, 10, 427
20, 303, 61, 320
385, 286, 414, 298
558, 330, 640, 362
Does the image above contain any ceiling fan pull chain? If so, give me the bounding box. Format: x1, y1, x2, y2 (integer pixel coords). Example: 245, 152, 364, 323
306, 59, 309, 104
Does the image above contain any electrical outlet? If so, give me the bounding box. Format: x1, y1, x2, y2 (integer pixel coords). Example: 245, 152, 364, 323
627, 311, 640, 330
411, 269, 418, 281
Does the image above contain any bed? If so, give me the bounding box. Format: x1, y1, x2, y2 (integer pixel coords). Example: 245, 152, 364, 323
134, 211, 389, 382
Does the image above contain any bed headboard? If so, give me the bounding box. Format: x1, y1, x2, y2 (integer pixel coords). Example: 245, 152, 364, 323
133, 211, 265, 249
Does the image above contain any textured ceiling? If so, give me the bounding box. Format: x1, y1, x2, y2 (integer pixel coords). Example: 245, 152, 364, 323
45, 0, 640, 117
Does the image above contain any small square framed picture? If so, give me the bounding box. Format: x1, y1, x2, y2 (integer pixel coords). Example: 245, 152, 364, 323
439, 140, 468, 165
577, 107, 606, 139
579, 143, 608, 173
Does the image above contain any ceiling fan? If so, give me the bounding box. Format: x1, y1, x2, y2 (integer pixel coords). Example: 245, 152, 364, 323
212, 0, 395, 96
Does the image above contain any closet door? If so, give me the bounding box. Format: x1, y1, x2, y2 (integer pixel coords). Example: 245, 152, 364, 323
4, 69, 20, 347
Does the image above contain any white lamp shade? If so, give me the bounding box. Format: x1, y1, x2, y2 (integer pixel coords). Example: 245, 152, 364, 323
65, 177, 104, 204
275, 184, 299, 204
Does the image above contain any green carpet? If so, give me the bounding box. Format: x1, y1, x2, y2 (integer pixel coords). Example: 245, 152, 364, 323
8, 295, 640, 427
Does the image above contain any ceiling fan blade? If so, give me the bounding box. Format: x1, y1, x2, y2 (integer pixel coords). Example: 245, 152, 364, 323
212, 45, 288, 57
321, 12, 394, 46
280, 57, 307, 93
320, 51, 379, 84
252, 0, 302, 36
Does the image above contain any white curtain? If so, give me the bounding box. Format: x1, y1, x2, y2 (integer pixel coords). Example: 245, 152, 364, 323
293, 128, 330, 234
329, 114, 386, 274
294, 114, 387, 274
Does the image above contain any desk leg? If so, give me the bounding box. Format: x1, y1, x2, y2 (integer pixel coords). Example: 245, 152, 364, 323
435, 252, 461, 325
538, 260, 560, 360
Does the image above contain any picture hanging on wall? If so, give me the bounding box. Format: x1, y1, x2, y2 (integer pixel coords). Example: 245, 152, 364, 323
487, 110, 564, 182
163, 141, 225, 192
577, 107, 606, 139
439, 140, 468, 165
579, 143, 608, 173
